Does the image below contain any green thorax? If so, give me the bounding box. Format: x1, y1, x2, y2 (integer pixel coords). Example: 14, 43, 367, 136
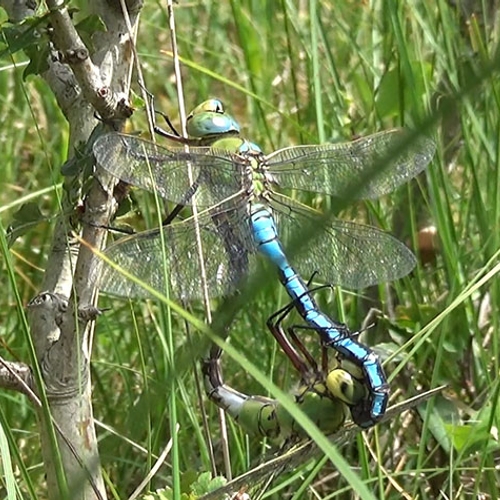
186, 99, 271, 199
210, 136, 270, 199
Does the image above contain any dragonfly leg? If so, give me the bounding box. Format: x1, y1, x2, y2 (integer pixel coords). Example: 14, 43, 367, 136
267, 278, 340, 380
86, 221, 135, 235
287, 278, 335, 377
139, 81, 186, 141
266, 282, 371, 419
266, 300, 313, 377
281, 321, 367, 407
278, 267, 390, 427
201, 333, 349, 441
154, 109, 182, 140
290, 319, 390, 427
286, 323, 320, 374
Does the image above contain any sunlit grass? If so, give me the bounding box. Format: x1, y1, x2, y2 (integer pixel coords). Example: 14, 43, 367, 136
1, 0, 499, 499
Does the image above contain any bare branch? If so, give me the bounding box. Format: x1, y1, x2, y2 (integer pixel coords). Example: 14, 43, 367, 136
45, 0, 133, 121
5, 1, 143, 498
0, 358, 34, 397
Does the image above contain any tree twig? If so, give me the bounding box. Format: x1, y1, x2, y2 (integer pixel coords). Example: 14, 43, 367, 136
0, 357, 33, 397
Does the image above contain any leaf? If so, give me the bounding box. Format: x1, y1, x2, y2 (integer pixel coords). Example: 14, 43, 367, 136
141, 488, 173, 500
0, 13, 51, 78
0, 17, 44, 55
375, 61, 433, 119
23, 40, 50, 78
421, 395, 453, 454
130, 89, 146, 110
6, 203, 45, 246
75, 14, 106, 52
141, 487, 193, 500
60, 146, 93, 177
190, 471, 227, 496
375, 69, 401, 118
0, 7, 9, 27
75, 14, 106, 35
350, 72, 374, 111
62, 123, 108, 177
446, 422, 492, 453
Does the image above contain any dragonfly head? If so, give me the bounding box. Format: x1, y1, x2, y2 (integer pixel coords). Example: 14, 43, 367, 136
326, 368, 366, 406
186, 99, 241, 139
350, 400, 380, 429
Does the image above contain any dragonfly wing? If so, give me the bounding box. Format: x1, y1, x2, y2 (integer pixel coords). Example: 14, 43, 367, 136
267, 130, 435, 200
95, 210, 256, 300
93, 133, 247, 207
272, 196, 416, 289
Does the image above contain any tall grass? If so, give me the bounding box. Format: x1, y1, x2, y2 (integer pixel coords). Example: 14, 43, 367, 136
1, 0, 499, 498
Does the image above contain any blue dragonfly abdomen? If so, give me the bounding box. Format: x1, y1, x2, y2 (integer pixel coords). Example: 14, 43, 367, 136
248, 202, 388, 427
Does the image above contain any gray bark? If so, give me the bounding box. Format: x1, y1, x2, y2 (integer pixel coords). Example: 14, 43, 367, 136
0, 1, 142, 498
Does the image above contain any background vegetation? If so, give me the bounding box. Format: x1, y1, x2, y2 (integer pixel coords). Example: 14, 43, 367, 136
1, 0, 499, 498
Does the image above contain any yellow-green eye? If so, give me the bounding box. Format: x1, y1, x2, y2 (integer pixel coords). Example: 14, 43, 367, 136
326, 369, 366, 405
187, 99, 225, 119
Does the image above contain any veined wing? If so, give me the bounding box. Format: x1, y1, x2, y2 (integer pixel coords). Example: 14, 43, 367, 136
93, 133, 248, 207
266, 130, 435, 200
95, 207, 257, 300
271, 193, 416, 289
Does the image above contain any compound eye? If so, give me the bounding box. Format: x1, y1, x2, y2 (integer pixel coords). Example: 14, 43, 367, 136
213, 99, 224, 113
187, 99, 222, 121
200, 99, 225, 114
326, 369, 365, 405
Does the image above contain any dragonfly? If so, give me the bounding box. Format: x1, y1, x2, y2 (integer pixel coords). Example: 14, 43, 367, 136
201, 305, 444, 500
202, 353, 353, 440
202, 302, 365, 440
199, 386, 444, 500
92, 99, 435, 427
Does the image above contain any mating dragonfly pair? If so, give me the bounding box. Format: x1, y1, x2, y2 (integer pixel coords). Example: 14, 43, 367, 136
92, 98, 435, 435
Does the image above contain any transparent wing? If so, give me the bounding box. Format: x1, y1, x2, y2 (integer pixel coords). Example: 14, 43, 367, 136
271, 194, 416, 289
93, 133, 248, 207
96, 195, 416, 300
95, 208, 257, 300
266, 130, 435, 200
